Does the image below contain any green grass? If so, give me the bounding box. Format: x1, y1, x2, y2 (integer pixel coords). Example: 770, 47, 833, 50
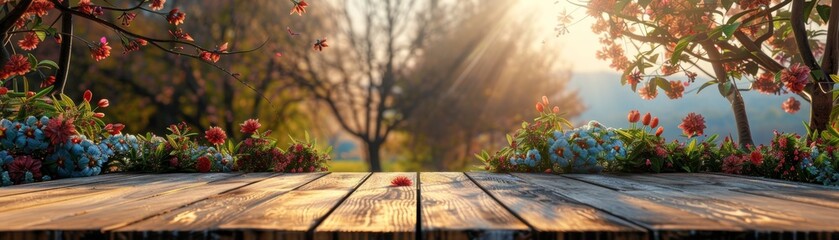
328, 160, 402, 172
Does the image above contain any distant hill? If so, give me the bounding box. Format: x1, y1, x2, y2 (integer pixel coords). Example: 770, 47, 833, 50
570, 72, 808, 144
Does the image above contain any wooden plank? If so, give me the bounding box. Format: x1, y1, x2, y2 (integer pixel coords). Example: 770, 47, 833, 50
419, 172, 529, 239
218, 172, 370, 240
112, 173, 326, 238
566, 174, 839, 233
608, 173, 839, 210
466, 172, 646, 240
0, 174, 160, 212
515, 173, 743, 239
314, 172, 416, 240
0, 173, 245, 233
0, 173, 137, 197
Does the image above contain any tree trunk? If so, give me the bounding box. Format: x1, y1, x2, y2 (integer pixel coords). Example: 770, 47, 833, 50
55, 0, 73, 94
701, 42, 754, 146
364, 141, 383, 172
792, 0, 836, 133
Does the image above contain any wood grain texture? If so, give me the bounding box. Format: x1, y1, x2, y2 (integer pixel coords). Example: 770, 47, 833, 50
112, 173, 325, 238
0, 173, 138, 197
218, 172, 370, 240
566, 174, 839, 233
314, 172, 416, 240
0, 174, 153, 212
420, 172, 529, 240
467, 172, 646, 240
0, 173, 246, 233
515, 173, 743, 239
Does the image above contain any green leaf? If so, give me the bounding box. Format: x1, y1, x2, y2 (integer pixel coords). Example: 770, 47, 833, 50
638, 0, 653, 7
686, 139, 697, 155
803, 1, 817, 23
696, 80, 719, 94
726, 8, 760, 25
670, 35, 695, 65
721, 0, 735, 11
719, 81, 733, 96
652, 77, 672, 92
38, 60, 59, 70
506, 134, 513, 145
830, 74, 839, 83
817, 5, 831, 23
718, 22, 741, 40
33, 86, 53, 99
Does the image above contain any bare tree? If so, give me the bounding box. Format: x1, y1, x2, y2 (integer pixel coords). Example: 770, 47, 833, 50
287, 0, 445, 171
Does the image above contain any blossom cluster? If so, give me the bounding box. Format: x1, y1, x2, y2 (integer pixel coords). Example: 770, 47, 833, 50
547, 121, 626, 173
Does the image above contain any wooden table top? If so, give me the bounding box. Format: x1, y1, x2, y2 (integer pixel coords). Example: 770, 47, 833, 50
1, 172, 838, 240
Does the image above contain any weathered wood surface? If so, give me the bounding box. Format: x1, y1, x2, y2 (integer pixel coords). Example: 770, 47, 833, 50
314, 172, 417, 240
219, 172, 370, 240
1, 172, 838, 240
421, 172, 529, 240
466, 172, 647, 239
113, 173, 326, 239
566, 174, 839, 233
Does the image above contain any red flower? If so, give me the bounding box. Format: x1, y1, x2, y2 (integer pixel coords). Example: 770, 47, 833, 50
649, 117, 659, 128
169, 29, 194, 41
41, 75, 55, 88
118, 12, 136, 26
665, 80, 684, 99
98, 99, 109, 108
240, 119, 261, 134
782, 97, 800, 114
642, 113, 651, 126
169, 157, 179, 168
205, 126, 227, 145
91, 37, 111, 61
627, 110, 640, 123
749, 150, 763, 166
535, 102, 544, 112
678, 112, 706, 137
136, 39, 148, 46
0, 87, 7, 95
18, 32, 40, 51
390, 176, 413, 187
752, 72, 780, 95
638, 84, 657, 100
722, 155, 744, 174
8, 155, 42, 184
78, 0, 95, 15
93, 112, 105, 118
44, 115, 77, 145
552, 106, 560, 113
26, 0, 54, 17
149, 0, 165, 11
26, 91, 34, 98
167, 8, 186, 25
655, 126, 664, 137
104, 123, 125, 135
781, 63, 810, 94
83, 89, 92, 102
290, 0, 308, 16
627, 71, 642, 89
1, 54, 31, 78
199, 42, 228, 63
196, 156, 212, 173
313, 37, 328, 51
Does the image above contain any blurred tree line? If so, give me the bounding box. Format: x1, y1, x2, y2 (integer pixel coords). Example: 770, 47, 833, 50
42, 0, 582, 171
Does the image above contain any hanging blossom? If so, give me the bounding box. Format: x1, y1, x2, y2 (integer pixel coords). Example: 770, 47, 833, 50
290, 0, 308, 16
638, 84, 657, 100
149, 0, 166, 11
753, 72, 781, 95
199, 42, 228, 63
781, 63, 810, 94
313, 37, 328, 51
167, 8, 186, 25
0, 54, 31, 79
782, 97, 801, 114
18, 32, 40, 50
91, 37, 111, 62
169, 29, 194, 41
665, 80, 684, 99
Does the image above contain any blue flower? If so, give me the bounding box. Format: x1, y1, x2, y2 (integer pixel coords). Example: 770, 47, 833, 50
45, 137, 111, 178
0, 171, 11, 186
0, 151, 13, 166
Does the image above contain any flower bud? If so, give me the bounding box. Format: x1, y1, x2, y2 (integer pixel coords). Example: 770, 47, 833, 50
98, 99, 109, 108
650, 117, 659, 128
642, 113, 652, 126
656, 126, 664, 137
